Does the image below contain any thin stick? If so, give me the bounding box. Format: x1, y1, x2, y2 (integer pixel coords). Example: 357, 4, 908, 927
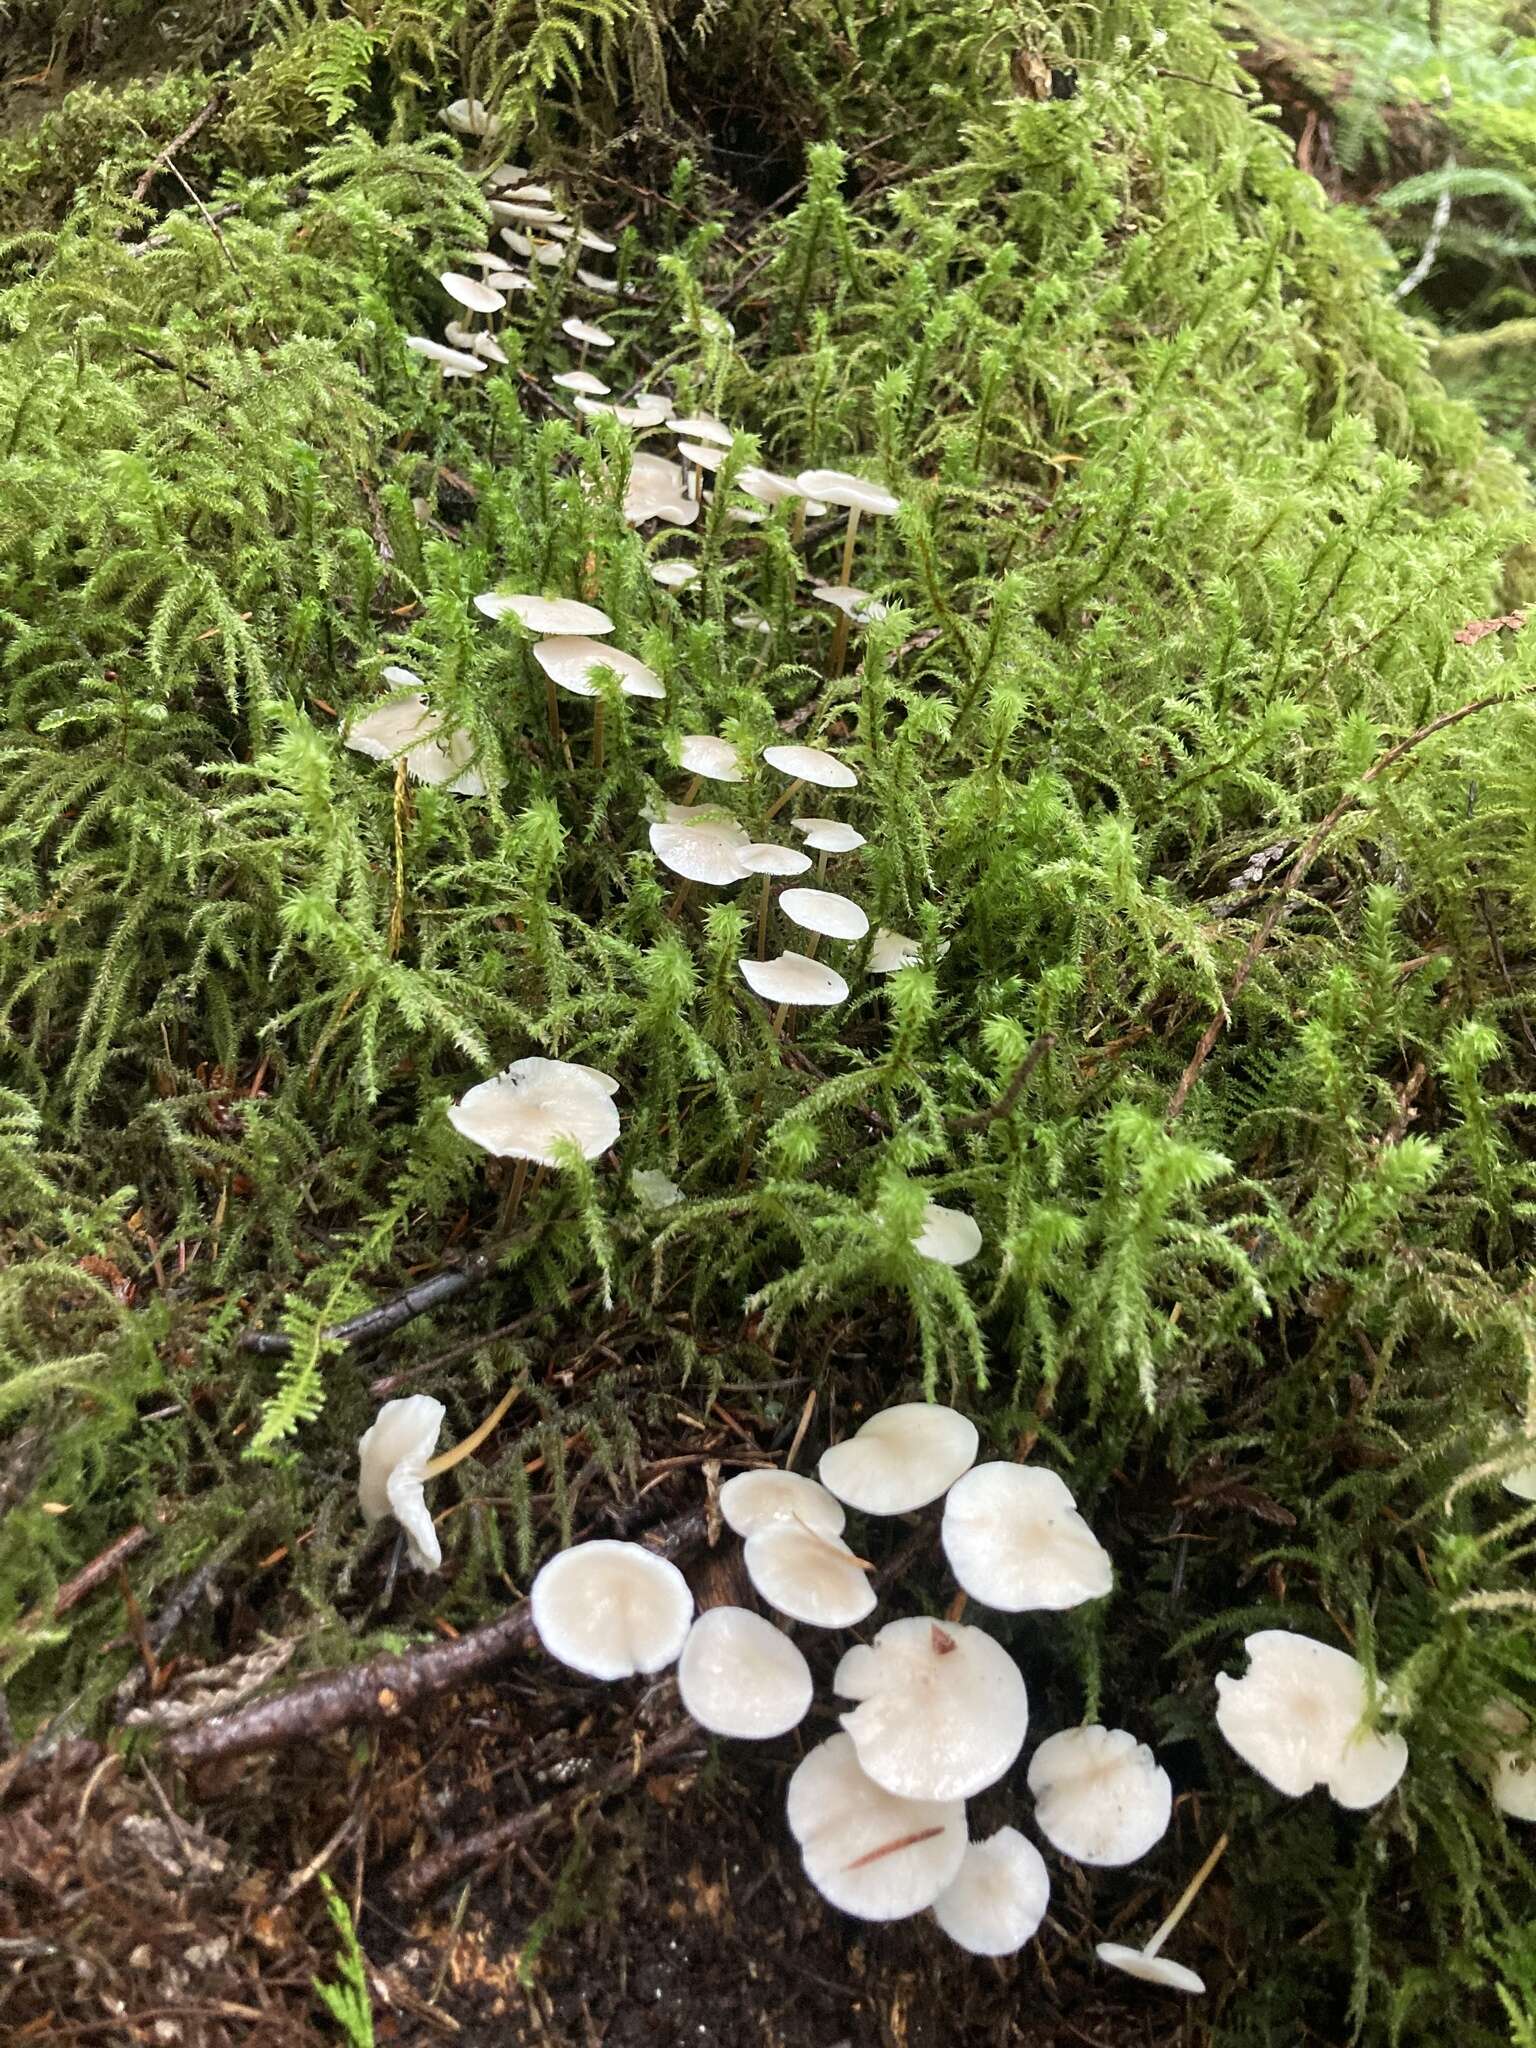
667, 878, 694, 922
423, 1382, 521, 1477
949, 1033, 1057, 1132
128, 88, 225, 207
1145, 1831, 1230, 1958
544, 676, 564, 749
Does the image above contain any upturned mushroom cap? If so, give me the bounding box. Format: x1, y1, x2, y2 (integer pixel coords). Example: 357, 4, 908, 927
718, 1468, 845, 1540
344, 694, 496, 796
666, 414, 732, 447
1096, 1944, 1206, 1994
737, 842, 813, 878
677, 1608, 813, 1739
911, 1201, 983, 1268
631, 1166, 682, 1210
1214, 1631, 1408, 1808
531, 1540, 693, 1680
779, 887, 869, 941
553, 368, 611, 396
474, 593, 614, 636
484, 161, 531, 187
941, 1464, 1112, 1612
405, 336, 486, 374
1492, 1747, 1536, 1822
738, 952, 849, 1007
533, 636, 664, 700
813, 583, 889, 625
470, 331, 509, 365
441, 271, 505, 314
869, 928, 921, 974
818, 1402, 978, 1514
932, 1828, 1051, 1956
737, 466, 804, 506
649, 810, 752, 886
562, 316, 616, 348
795, 468, 901, 517
1027, 1725, 1173, 1866
447, 1055, 620, 1167
788, 1734, 966, 1921
743, 1522, 876, 1628
732, 607, 772, 635
623, 453, 698, 527
835, 1618, 1029, 1801
502, 181, 556, 202
761, 743, 858, 790
678, 734, 745, 784
649, 560, 699, 589
357, 1396, 446, 1571
792, 817, 866, 853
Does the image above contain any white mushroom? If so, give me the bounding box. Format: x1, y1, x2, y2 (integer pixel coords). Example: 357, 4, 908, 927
1028, 1725, 1173, 1866
761, 743, 858, 791
649, 809, 752, 886
344, 693, 496, 796
677, 734, 745, 785
788, 1734, 967, 1922
357, 1395, 446, 1571
499, 201, 566, 225
677, 1607, 813, 1739
1504, 1461, 1536, 1502
631, 1167, 682, 1210
562, 316, 616, 349
743, 1521, 876, 1628
818, 1402, 978, 1515
737, 842, 813, 878
1214, 1631, 1408, 1808
941, 1464, 1112, 1612
792, 817, 867, 854
577, 266, 620, 295
1489, 1701, 1536, 1821
474, 593, 614, 636
442, 97, 500, 137
1095, 1945, 1206, 1995
530, 1540, 693, 1680
676, 439, 728, 473
718, 1468, 845, 1540
813, 583, 888, 625
779, 887, 869, 942
577, 394, 671, 428
404, 336, 486, 375
623, 452, 699, 527
732, 608, 772, 635
553, 369, 612, 396
911, 1201, 982, 1268
649, 560, 699, 589
440, 272, 505, 315
486, 269, 533, 294
795, 469, 902, 519
737, 466, 804, 506
502, 181, 556, 202
447, 1055, 620, 1166
738, 952, 849, 1009
666, 414, 732, 447
533, 636, 664, 700
835, 1617, 1029, 1801
869, 928, 922, 973
576, 227, 617, 254
932, 1828, 1051, 1956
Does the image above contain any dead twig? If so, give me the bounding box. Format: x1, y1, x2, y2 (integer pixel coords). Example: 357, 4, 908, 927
238, 1245, 504, 1357
949, 1033, 1057, 1131
127, 89, 226, 208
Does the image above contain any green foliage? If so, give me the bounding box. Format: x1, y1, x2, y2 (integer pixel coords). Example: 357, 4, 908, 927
312, 1875, 375, 2047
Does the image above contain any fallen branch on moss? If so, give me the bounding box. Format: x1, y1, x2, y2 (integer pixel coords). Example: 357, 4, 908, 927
237, 1246, 505, 1357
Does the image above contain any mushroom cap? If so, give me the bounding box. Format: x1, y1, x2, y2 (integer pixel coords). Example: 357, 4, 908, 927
835, 1617, 1029, 1801
778, 887, 869, 942
553, 368, 611, 395
344, 694, 496, 797
788, 1734, 967, 1921
818, 1402, 978, 1515
577, 266, 619, 295
632, 1166, 682, 1210
456, 250, 507, 272
486, 268, 533, 293
941, 1464, 1112, 1613
441, 271, 505, 314
677, 439, 728, 472
357, 1395, 446, 1572
813, 583, 889, 625
405, 335, 485, 374
932, 1828, 1051, 1956
736, 466, 803, 506
732, 608, 772, 636
447, 1055, 620, 1167
470, 331, 509, 365
761, 743, 858, 790
502, 181, 556, 202
533, 635, 664, 700
499, 200, 566, 224
677, 734, 745, 784
577, 394, 670, 428
474, 593, 614, 636
791, 816, 866, 853
576, 226, 617, 253
718, 1468, 845, 1541
1027, 1725, 1173, 1866
442, 97, 499, 136
666, 414, 732, 447
677, 1608, 813, 1739
484, 162, 531, 186
648, 809, 752, 885
911, 1201, 983, 1268
738, 952, 849, 1008
795, 468, 901, 517
743, 1522, 876, 1628
869, 928, 922, 974
1492, 1744, 1536, 1822
737, 842, 813, 878
649, 560, 699, 589
1504, 1461, 1536, 1502
623, 454, 699, 527
562, 316, 616, 348
1095, 1944, 1206, 1994
530, 1540, 693, 1680
1214, 1631, 1408, 1808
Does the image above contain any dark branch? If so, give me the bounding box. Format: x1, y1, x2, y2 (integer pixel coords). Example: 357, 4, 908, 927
237, 1246, 504, 1356
949, 1033, 1057, 1131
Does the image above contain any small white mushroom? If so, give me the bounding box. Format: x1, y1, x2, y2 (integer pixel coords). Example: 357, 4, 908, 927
738, 952, 849, 1009
576, 267, 619, 295
623, 453, 699, 528
779, 887, 869, 942
632, 1166, 682, 1210
732, 608, 772, 636
486, 268, 533, 293
795, 468, 902, 519
447, 1055, 620, 1166
502, 181, 556, 202
932, 1828, 1051, 1956
869, 928, 922, 974
404, 336, 486, 375
835, 1617, 1029, 1801
484, 162, 531, 187
576, 226, 617, 254
442, 98, 500, 137
818, 1402, 978, 1515
737, 466, 804, 506
761, 743, 858, 791
441, 271, 505, 315
718, 1468, 845, 1540
562, 316, 616, 349
666, 414, 732, 447
941, 1464, 1112, 1612
813, 583, 889, 625
676, 439, 728, 473
344, 693, 496, 796
737, 842, 813, 878
357, 1395, 446, 1571
788, 1734, 967, 1922
792, 817, 866, 854
553, 369, 612, 396
911, 1201, 982, 1268
530, 1540, 694, 1680
533, 636, 664, 700
577, 394, 671, 428
677, 1608, 813, 1739
1214, 1631, 1408, 1808
499, 200, 566, 225
1488, 1701, 1536, 1821
470, 331, 509, 365
743, 1521, 876, 1628
1096, 1946, 1206, 1995
649, 560, 699, 589
649, 807, 752, 886
1028, 1725, 1173, 1866
474, 593, 614, 636
677, 734, 745, 785
1504, 1461, 1536, 1502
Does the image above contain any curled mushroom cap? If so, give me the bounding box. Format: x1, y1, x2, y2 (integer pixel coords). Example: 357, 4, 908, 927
932, 1828, 1051, 1956
623, 453, 699, 528
344, 693, 496, 796
718, 1468, 845, 1540
1028, 1725, 1173, 1866
405, 336, 486, 375
649, 809, 752, 886
677, 439, 728, 473
533, 636, 664, 700
447, 1055, 620, 1167
576, 226, 617, 253
577, 393, 671, 428
649, 560, 699, 589
562, 316, 616, 348
813, 583, 889, 625
912, 1201, 982, 1268
531, 1540, 693, 1680
666, 414, 732, 447
738, 952, 849, 1008
942, 1464, 1112, 1613
553, 368, 611, 396
744, 1522, 876, 1628
1214, 1631, 1408, 1809
357, 1396, 446, 1571
795, 468, 901, 518
737, 842, 813, 878
818, 1402, 978, 1515
677, 1608, 813, 1739
788, 1734, 967, 1921
779, 887, 869, 942
736, 465, 803, 506
502, 181, 556, 202
1096, 1945, 1206, 1995
577, 266, 619, 295
678, 734, 745, 784
869, 927, 921, 974
441, 271, 504, 314
762, 743, 858, 790
792, 816, 866, 854
474, 593, 614, 636
835, 1618, 1029, 1801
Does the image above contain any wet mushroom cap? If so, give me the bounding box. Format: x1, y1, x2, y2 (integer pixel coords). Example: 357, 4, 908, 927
737, 842, 813, 878
743, 1522, 876, 1628
1213, 1630, 1408, 1809
344, 693, 495, 797
1027, 1725, 1173, 1867
405, 336, 486, 375
912, 1201, 983, 1267
795, 468, 902, 517
578, 394, 671, 427
792, 817, 867, 853
666, 414, 733, 446
442, 97, 500, 135
447, 1055, 620, 1166
718, 1468, 846, 1540
486, 268, 533, 293
678, 734, 745, 783
554, 369, 612, 395
736, 466, 804, 505
677, 1608, 813, 1739
835, 1617, 1029, 1801
1505, 1461, 1536, 1502
813, 583, 889, 625
787, 1733, 967, 1922
779, 887, 870, 941
440, 271, 505, 314
1095, 1945, 1206, 1994
941, 1463, 1112, 1612
676, 439, 728, 473
533, 636, 664, 700
932, 1828, 1051, 1956
869, 927, 922, 973
562, 316, 617, 347
499, 201, 566, 224
474, 593, 614, 636
818, 1401, 978, 1514
762, 743, 858, 790
649, 810, 752, 886
357, 1395, 446, 1572
530, 1540, 694, 1680
738, 952, 850, 1007
649, 560, 699, 589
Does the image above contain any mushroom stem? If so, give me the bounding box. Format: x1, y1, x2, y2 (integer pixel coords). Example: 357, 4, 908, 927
763, 777, 804, 822
804, 934, 822, 963
828, 609, 851, 680
816, 850, 829, 883
500, 1155, 530, 1231
1144, 1832, 1230, 1960
592, 699, 605, 776
838, 504, 862, 588
544, 675, 564, 750
679, 774, 703, 808
790, 500, 807, 549
756, 874, 771, 960
771, 1002, 790, 1039
667, 878, 695, 922
422, 1382, 520, 1478
388, 757, 410, 958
